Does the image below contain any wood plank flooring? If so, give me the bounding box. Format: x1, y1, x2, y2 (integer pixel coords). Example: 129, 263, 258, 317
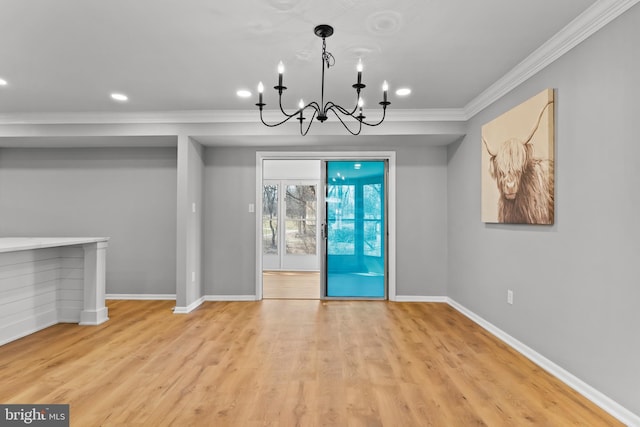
263, 271, 320, 299
0, 300, 622, 426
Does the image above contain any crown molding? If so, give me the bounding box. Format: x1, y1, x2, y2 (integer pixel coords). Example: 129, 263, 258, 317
464, 0, 640, 119
0, 108, 467, 126
388, 108, 467, 122
0, 110, 254, 125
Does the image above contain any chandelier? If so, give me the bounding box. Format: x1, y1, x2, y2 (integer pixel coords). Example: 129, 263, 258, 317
256, 24, 390, 136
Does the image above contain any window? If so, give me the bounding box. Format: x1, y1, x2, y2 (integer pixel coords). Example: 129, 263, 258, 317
262, 184, 278, 255
327, 184, 355, 255
364, 183, 383, 257
285, 185, 317, 255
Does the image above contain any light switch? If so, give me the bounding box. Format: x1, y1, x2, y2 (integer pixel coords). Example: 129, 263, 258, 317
248, 203, 255, 213
192, 202, 196, 213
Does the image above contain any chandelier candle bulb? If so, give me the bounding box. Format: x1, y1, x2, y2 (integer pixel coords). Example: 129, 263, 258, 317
278, 61, 284, 87
357, 59, 363, 85
258, 82, 264, 105
298, 99, 305, 122
383, 81, 389, 103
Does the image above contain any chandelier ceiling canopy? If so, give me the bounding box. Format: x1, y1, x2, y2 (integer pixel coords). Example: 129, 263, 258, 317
256, 24, 390, 136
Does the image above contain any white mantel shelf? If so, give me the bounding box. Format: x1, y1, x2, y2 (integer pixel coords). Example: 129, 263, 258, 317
0, 237, 110, 346
0, 237, 109, 253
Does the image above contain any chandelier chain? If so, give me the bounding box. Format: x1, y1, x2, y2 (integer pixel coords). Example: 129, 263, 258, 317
322, 38, 335, 69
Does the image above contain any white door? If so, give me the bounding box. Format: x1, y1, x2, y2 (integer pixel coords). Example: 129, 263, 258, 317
262, 180, 320, 271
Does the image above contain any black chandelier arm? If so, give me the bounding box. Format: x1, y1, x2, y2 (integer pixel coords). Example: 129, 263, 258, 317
359, 105, 389, 127
259, 108, 300, 128
299, 109, 318, 136
324, 102, 388, 127
306, 101, 322, 114
327, 107, 363, 136
277, 94, 299, 119
324, 101, 356, 118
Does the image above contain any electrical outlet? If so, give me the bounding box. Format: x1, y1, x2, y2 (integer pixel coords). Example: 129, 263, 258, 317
507, 289, 514, 305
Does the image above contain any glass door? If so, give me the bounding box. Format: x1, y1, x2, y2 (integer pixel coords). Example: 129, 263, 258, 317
282, 183, 318, 270
324, 161, 386, 298
262, 180, 319, 271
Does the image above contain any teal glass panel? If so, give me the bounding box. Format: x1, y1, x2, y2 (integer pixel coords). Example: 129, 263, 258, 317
326, 161, 385, 298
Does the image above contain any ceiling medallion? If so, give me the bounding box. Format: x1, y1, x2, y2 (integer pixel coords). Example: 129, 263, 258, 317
366, 10, 403, 35
255, 24, 390, 136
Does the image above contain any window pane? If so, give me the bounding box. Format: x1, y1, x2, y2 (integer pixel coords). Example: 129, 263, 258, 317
263, 184, 278, 255
364, 183, 382, 219
285, 220, 317, 255
328, 219, 354, 255
283, 185, 317, 255
364, 220, 382, 257
286, 185, 316, 220
327, 183, 355, 255
364, 183, 382, 257
327, 184, 354, 219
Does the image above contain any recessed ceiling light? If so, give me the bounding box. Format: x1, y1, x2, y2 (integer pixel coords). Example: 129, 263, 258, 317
354, 163, 362, 170
0, 78, 7, 86
111, 93, 128, 102
237, 89, 252, 98
395, 88, 411, 96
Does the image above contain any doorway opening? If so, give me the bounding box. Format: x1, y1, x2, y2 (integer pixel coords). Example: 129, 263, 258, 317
261, 160, 321, 299
256, 152, 396, 301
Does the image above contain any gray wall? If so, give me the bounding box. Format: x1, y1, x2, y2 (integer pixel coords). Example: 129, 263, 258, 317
447, 4, 640, 415
204, 147, 257, 296
203, 144, 448, 297
176, 136, 205, 308
395, 145, 448, 296
0, 147, 177, 295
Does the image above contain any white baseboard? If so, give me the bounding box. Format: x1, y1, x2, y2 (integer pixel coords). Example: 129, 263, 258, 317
106, 294, 176, 300
106, 294, 258, 302
446, 298, 640, 427
395, 295, 448, 303
0, 309, 58, 347
79, 308, 109, 326
205, 295, 258, 302
57, 307, 81, 323
173, 296, 205, 314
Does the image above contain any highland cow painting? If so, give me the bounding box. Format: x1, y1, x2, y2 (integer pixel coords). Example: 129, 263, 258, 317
481, 89, 555, 224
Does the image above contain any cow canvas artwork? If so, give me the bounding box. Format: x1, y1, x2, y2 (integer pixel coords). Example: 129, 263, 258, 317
481, 89, 555, 224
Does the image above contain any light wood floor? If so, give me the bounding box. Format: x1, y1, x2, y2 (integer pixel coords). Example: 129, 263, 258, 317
0, 300, 621, 426
263, 271, 320, 299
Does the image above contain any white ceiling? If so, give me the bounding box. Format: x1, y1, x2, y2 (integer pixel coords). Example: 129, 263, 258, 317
0, 0, 600, 116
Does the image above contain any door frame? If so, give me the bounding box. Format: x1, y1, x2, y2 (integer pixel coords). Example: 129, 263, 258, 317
256, 151, 397, 301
